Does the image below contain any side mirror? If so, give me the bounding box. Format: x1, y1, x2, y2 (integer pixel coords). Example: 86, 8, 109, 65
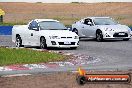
117, 22, 120, 24
32, 27, 39, 31
67, 27, 71, 30
80, 20, 84, 24
87, 22, 92, 26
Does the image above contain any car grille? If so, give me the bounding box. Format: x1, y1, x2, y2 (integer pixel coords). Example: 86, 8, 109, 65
58, 42, 75, 45
113, 33, 128, 37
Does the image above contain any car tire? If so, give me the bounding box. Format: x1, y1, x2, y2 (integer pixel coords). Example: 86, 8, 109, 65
72, 29, 82, 39
96, 30, 104, 42
72, 29, 78, 35
40, 37, 47, 49
76, 75, 86, 85
123, 38, 130, 41
16, 36, 22, 47
70, 47, 77, 50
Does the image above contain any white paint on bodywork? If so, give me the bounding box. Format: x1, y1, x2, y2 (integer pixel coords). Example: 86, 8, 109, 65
72, 17, 131, 39
12, 19, 79, 48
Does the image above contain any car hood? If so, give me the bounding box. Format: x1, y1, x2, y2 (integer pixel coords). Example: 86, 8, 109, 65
98, 25, 130, 32
39, 30, 77, 37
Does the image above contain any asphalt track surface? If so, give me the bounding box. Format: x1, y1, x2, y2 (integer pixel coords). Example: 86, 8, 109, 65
0, 35, 132, 75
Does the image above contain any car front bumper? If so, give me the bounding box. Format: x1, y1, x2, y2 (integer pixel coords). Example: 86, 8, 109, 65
46, 38, 79, 48
103, 31, 131, 39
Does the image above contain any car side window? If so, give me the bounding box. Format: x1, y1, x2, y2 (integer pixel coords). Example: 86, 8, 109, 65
84, 19, 93, 25
28, 21, 39, 30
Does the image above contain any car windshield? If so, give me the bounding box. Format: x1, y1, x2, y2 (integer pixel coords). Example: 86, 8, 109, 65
38, 21, 67, 30
94, 18, 118, 25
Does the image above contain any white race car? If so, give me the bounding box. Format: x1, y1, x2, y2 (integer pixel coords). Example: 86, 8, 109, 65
12, 19, 79, 49
72, 17, 131, 41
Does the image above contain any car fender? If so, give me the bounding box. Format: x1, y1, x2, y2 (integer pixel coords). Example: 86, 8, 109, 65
72, 22, 84, 37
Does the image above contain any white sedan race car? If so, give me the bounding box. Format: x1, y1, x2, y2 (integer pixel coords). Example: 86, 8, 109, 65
72, 17, 131, 41
12, 19, 79, 49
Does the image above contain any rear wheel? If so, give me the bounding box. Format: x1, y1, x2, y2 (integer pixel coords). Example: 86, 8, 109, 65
40, 37, 47, 49
96, 30, 104, 42
16, 36, 22, 47
123, 38, 130, 41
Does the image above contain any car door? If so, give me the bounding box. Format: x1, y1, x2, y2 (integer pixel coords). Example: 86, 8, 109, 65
81, 18, 96, 38
28, 21, 39, 46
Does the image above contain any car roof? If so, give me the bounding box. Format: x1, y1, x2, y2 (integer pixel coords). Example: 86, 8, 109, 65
34, 19, 59, 23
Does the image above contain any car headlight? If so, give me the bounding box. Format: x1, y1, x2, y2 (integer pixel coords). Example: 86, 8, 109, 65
49, 36, 60, 39
128, 28, 131, 33
74, 36, 79, 39
105, 28, 114, 31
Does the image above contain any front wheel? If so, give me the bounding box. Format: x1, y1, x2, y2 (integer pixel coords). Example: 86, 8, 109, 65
16, 36, 22, 47
40, 37, 47, 49
96, 30, 104, 42
123, 38, 130, 41
72, 29, 78, 35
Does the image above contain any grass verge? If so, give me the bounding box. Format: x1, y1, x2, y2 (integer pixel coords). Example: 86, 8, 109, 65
0, 22, 26, 26
0, 47, 66, 66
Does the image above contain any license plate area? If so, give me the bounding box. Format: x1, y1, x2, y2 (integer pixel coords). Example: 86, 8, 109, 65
64, 41, 71, 44
118, 33, 125, 35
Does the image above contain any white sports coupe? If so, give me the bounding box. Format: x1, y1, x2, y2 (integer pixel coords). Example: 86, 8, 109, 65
12, 19, 79, 49
72, 17, 131, 41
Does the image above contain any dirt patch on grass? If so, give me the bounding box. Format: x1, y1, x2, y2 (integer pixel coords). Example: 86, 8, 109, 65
0, 71, 132, 88
0, 2, 132, 25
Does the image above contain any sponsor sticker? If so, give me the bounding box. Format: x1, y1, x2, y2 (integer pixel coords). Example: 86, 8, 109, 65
76, 68, 131, 85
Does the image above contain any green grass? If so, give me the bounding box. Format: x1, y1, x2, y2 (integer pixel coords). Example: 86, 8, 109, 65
52, 17, 80, 21
128, 25, 132, 27
0, 22, 26, 26
0, 22, 73, 27
0, 17, 81, 26
0, 47, 66, 66
71, 2, 80, 4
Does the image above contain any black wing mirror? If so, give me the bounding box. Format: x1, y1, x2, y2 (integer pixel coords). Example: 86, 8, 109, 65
87, 22, 93, 26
